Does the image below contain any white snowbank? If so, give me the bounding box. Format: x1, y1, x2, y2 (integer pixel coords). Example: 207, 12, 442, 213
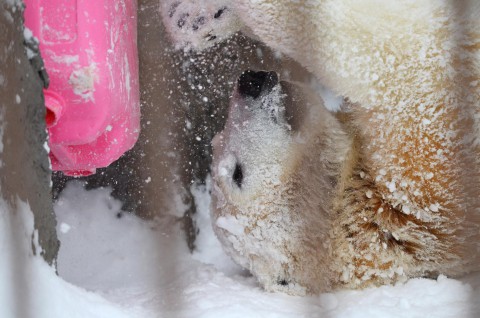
1, 181, 479, 317
0, 197, 130, 318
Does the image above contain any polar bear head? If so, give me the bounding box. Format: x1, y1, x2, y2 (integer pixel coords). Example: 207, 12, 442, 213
160, 0, 243, 50
211, 70, 352, 294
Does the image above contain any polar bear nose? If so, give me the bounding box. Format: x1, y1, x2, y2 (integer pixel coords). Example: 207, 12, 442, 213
237, 70, 278, 99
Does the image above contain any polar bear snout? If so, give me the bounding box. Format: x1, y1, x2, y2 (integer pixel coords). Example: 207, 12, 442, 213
237, 70, 278, 99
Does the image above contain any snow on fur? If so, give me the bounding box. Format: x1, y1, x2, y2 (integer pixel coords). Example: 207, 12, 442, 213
163, 0, 480, 293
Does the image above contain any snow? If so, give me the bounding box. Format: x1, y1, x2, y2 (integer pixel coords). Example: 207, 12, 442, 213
0, 197, 131, 318
68, 64, 98, 101
23, 27, 40, 60
311, 79, 343, 112
0, 180, 479, 317
190, 178, 243, 275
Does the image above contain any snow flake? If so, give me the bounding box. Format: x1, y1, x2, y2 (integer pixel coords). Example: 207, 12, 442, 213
429, 203, 440, 212
425, 172, 434, 180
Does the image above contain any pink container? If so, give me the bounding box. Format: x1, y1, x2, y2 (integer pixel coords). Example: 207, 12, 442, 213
24, 0, 140, 176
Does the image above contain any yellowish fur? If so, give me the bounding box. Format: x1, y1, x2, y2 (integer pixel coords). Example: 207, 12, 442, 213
212, 77, 480, 295
207, 0, 480, 295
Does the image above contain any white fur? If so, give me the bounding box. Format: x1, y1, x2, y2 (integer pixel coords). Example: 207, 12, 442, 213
212, 81, 352, 294
162, 0, 480, 294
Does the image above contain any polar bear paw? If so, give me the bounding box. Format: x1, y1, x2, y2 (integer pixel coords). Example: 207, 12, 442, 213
160, 0, 242, 50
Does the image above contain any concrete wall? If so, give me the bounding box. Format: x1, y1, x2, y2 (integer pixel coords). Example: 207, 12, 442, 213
0, 1, 59, 265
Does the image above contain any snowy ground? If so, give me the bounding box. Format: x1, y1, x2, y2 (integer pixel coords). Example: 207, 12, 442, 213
1, 180, 480, 318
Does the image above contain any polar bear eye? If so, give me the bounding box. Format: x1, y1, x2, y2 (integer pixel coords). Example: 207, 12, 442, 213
232, 163, 243, 188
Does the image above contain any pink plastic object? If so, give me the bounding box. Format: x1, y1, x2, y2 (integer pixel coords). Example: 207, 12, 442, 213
24, 0, 140, 176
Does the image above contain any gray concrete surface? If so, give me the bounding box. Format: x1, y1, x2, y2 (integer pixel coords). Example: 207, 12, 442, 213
0, 1, 59, 265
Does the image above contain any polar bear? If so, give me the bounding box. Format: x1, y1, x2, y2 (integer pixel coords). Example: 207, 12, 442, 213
212, 70, 480, 295
161, 1, 480, 294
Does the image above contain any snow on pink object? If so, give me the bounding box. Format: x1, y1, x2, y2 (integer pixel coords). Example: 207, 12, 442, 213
24, 0, 140, 176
